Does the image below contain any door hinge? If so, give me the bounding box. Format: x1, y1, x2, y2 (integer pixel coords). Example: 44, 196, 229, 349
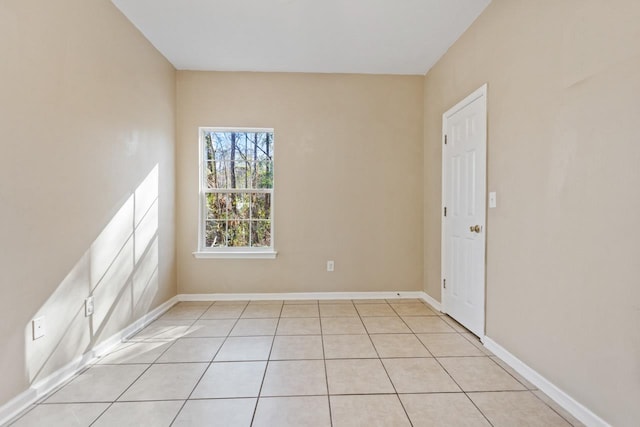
443, 278, 446, 289
444, 134, 448, 145
443, 206, 447, 217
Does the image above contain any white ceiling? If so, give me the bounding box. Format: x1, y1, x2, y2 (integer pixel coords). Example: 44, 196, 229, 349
111, 0, 491, 75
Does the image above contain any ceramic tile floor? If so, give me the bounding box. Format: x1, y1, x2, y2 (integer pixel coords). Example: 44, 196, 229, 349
8, 299, 584, 427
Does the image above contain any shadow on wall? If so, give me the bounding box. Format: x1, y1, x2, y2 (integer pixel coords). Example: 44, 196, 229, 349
24, 165, 160, 384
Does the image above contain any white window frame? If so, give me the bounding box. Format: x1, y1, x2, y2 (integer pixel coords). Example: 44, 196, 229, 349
193, 127, 277, 259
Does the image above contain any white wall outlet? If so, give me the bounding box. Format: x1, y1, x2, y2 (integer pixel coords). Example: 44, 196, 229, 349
326, 260, 335, 272
85, 296, 94, 317
32, 317, 45, 340
489, 191, 497, 208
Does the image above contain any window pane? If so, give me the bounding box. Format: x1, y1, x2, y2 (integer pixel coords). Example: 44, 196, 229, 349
205, 220, 226, 247
232, 161, 250, 189
213, 138, 228, 164
256, 133, 274, 162
245, 133, 259, 163
237, 132, 252, 164
251, 193, 271, 220
206, 161, 223, 189
227, 220, 250, 247
209, 162, 231, 189
215, 133, 241, 175
255, 161, 273, 189
251, 221, 271, 247
206, 193, 227, 219
204, 134, 214, 161
228, 193, 250, 220
206, 131, 273, 190
215, 161, 251, 189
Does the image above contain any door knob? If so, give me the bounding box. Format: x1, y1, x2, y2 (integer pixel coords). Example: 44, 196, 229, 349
470, 225, 482, 233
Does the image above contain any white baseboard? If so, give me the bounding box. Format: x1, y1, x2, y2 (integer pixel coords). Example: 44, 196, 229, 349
483, 336, 610, 427
92, 296, 179, 357
178, 291, 426, 302
0, 296, 179, 426
0, 389, 36, 427
419, 292, 442, 312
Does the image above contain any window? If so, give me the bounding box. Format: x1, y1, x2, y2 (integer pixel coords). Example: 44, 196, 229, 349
194, 128, 275, 258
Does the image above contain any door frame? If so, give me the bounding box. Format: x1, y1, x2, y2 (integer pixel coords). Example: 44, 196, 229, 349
441, 83, 488, 338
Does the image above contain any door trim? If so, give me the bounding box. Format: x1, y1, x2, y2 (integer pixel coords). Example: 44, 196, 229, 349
441, 83, 488, 337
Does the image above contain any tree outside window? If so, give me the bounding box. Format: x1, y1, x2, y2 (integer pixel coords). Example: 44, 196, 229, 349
198, 128, 274, 254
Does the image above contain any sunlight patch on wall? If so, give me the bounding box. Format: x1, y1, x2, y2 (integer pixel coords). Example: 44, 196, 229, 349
25, 165, 160, 384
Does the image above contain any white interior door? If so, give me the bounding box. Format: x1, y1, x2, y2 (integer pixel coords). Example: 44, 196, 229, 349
441, 84, 487, 338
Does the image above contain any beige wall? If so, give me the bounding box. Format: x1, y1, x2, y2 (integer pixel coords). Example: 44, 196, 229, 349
177, 72, 423, 294
0, 0, 176, 406
423, 0, 640, 424
3, 0, 634, 422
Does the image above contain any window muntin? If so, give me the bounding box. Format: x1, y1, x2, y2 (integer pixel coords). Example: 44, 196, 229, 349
198, 128, 274, 254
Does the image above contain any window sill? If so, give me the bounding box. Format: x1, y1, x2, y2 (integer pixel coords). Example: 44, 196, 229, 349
192, 250, 278, 259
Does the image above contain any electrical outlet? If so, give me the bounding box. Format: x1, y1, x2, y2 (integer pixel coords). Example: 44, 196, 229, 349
326, 260, 335, 272
85, 296, 94, 317
32, 317, 45, 340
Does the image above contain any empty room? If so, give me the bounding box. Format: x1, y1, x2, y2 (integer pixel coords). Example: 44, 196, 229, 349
1, 0, 638, 426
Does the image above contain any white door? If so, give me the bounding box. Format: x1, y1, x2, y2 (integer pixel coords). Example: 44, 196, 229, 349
441, 84, 487, 338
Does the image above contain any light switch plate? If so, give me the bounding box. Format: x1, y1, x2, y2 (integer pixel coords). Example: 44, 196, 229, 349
489, 192, 497, 208
32, 317, 45, 340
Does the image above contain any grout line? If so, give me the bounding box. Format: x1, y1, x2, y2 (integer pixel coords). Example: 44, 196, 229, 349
248, 301, 284, 427
50, 355, 502, 366
85, 314, 202, 427
414, 315, 495, 427
389, 303, 493, 427
529, 389, 583, 427
167, 301, 248, 426
357, 303, 414, 427
85, 363, 157, 427
385, 304, 436, 426
484, 353, 536, 390
462, 393, 496, 427
319, 312, 334, 427
85, 404, 112, 427
35, 389, 537, 407
392, 306, 496, 427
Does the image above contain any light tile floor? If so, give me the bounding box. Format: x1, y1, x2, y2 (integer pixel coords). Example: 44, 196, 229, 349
8, 299, 584, 427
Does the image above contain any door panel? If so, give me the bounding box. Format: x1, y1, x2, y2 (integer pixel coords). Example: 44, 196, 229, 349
442, 85, 487, 338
